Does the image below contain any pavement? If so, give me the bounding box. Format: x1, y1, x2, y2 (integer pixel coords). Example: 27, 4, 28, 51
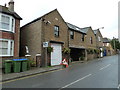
1, 65, 63, 82
1, 60, 84, 82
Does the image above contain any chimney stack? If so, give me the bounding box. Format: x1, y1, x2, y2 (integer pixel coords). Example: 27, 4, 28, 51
8, 0, 14, 12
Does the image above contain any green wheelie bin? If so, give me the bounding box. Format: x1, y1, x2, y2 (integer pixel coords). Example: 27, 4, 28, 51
4, 60, 13, 74
22, 59, 28, 72
13, 59, 21, 73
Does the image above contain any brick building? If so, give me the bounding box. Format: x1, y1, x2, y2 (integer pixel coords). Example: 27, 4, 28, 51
0, 0, 22, 68
20, 9, 69, 67
81, 27, 97, 60
20, 8, 105, 67
66, 22, 87, 61
103, 38, 114, 56
93, 29, 103, 57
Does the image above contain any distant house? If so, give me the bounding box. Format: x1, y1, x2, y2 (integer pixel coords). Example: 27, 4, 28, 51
0, 0, 22, 68
20, 9, 68, 67
93, 29, 103, 57
103, 38, 114, 56
66, 22, 87, 61
81, 27, 97, 60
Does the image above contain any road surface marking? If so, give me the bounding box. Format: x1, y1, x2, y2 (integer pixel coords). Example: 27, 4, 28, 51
60, 74, 92, 89
117, 84, 120, 89
1, 68, 64, 84
99, 64, 111, 70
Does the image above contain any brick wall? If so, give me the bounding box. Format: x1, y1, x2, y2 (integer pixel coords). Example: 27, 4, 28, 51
95, 30, 103, 48
0, 19, 20, 69
0, 19, 20, 58
20, 20, 42, 58
0, 31, 14, 39
69, 31, 86, 48
42, 10, 69, 48
41, 10, 69, 66
87, 54, 97, 60
85, 28, 97, 49
14, 19, 20, 57
20, 10, 69, 66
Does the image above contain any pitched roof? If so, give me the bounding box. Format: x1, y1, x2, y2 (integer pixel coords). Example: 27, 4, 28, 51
22, 9, 64, 27
80, 27, 92, 33
93, 29, 103, 38
66, 22, 86, 34
0, 5, 22, 20
103, 38, 110, 43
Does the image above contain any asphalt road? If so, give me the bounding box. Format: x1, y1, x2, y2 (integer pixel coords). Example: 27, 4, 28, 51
2, 54, 119, 89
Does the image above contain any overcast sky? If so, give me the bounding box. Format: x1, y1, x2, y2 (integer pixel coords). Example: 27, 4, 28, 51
0, 0, 119, 39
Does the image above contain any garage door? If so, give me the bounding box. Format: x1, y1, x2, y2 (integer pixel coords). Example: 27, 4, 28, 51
51, 43, 62, 66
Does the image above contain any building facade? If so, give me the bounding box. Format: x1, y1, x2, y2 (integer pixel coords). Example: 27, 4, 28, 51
20, 9, 69, 67
81, 27, 97, 60
0, 0, 22, 68
20, 9, 106, 67
93, 29, 103, 57
103, 38, 114, 56
67, 22, 87, 61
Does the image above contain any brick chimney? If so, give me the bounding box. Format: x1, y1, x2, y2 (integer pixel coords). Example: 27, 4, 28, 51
8, 0, 14, 12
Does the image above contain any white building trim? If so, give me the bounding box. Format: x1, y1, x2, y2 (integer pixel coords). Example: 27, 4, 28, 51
0, 39, 14, 57
0, 13, 15, 33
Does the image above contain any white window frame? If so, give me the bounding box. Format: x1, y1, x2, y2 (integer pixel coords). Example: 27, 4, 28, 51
0, 13, 15, 33
0, 39, 14, 57
70, 31, 74, 39
98, 36, 101, 42
54, 25, 59, 37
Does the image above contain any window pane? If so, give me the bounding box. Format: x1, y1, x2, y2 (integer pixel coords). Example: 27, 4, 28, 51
81, 34, 84, 41
54, 26, 58, 31
1, 15, 10, 23
98, 36, 101, 41
54, 27, 56, 30
54, 26, 59, 37
0, 40, 8, 48
0, 48, 8, 55
1, 23, 9, 30
54, 31, 58, 36
1, 15, 10, 30
90, 37, 93, 44
70, 31, 74, 39
0, 40, 9, 55
1, 15, 6, 22
0, 40, 14, 56
2, 41, 8, 48
70, 31, 73, 35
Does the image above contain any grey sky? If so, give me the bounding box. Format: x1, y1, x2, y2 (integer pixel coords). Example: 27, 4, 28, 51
0, 0, 119, 39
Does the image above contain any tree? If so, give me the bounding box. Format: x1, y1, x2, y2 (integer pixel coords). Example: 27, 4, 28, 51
110, 38, 120, 49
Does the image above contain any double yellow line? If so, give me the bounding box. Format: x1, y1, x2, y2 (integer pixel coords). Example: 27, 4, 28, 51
1, 68, 64, 84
